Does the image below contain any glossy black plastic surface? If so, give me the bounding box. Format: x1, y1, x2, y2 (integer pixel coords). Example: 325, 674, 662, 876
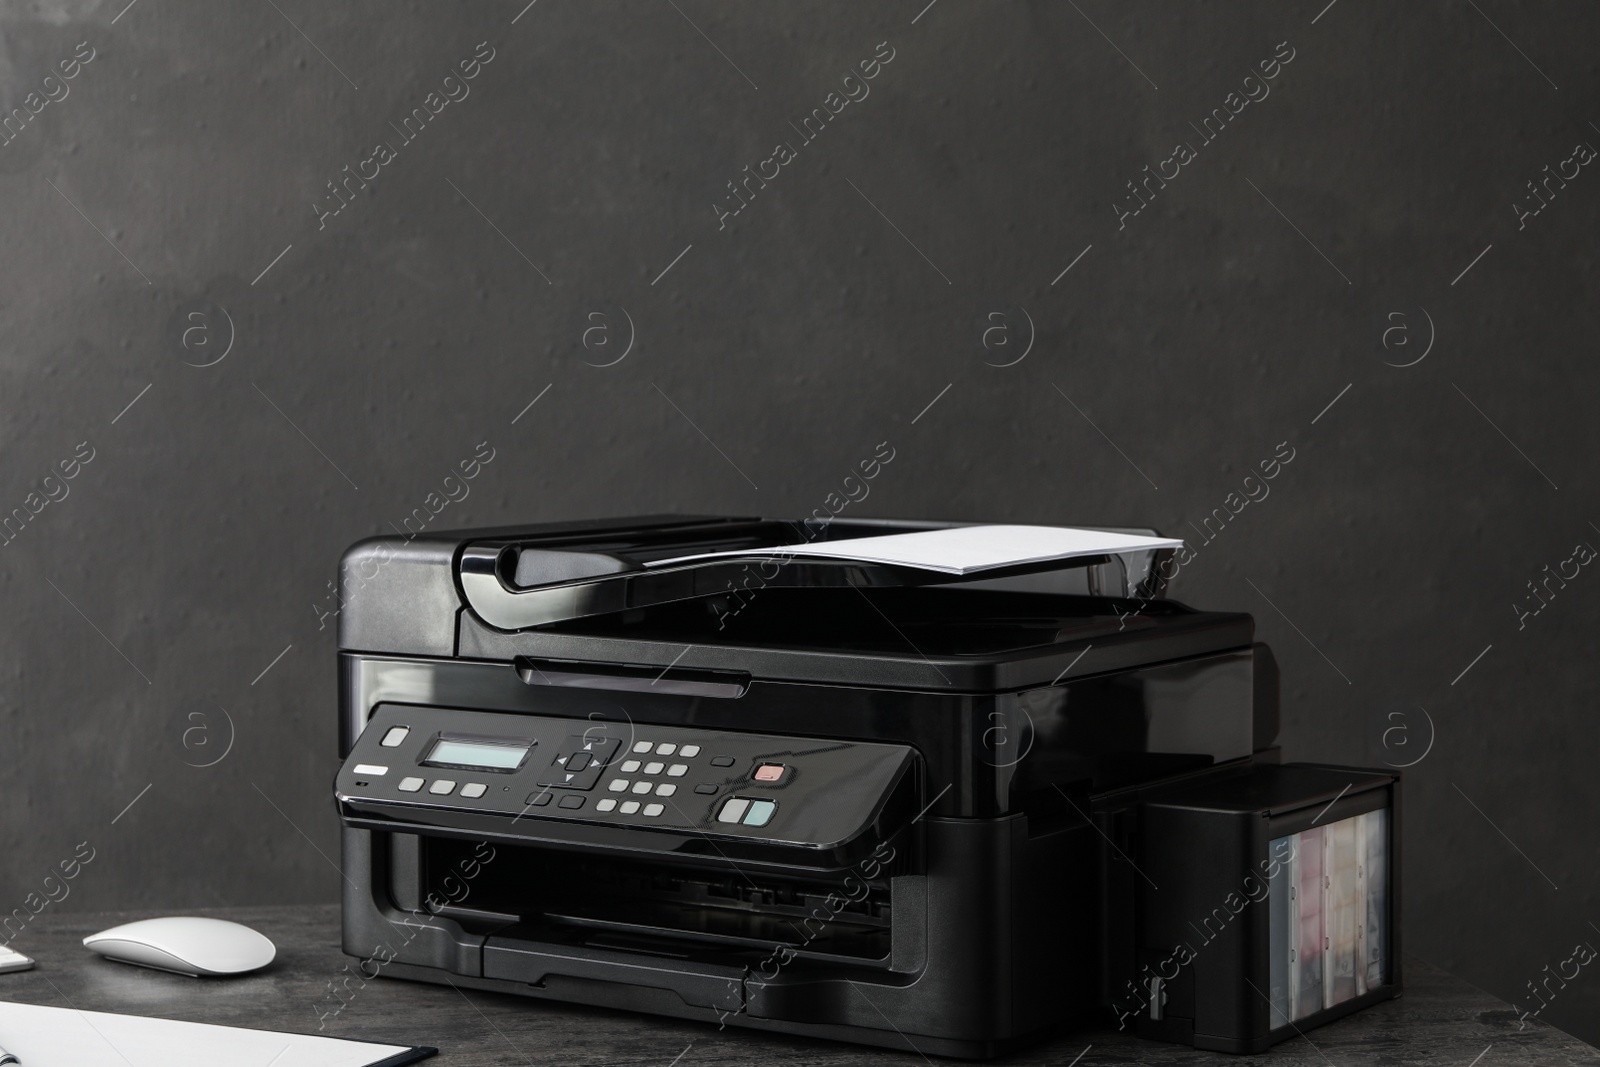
338, 514, 1177, 656
337, 703, 917, 868
457, 590, 1253, 693
1099, 763, 1402, 1053
333, 517, 1394, 1058
456, 516, 1173, 631
339, 645, 1261, 821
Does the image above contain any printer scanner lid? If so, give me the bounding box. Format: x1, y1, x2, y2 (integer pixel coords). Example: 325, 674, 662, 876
338, 516, 1244, 690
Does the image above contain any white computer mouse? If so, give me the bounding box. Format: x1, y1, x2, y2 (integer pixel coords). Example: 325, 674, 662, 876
83, 916, 276, 977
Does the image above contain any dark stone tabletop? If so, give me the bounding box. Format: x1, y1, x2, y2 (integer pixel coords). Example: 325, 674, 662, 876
0, 904, 1594, 1065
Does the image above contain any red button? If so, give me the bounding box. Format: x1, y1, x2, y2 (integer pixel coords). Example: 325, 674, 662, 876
753, 764, 785, 782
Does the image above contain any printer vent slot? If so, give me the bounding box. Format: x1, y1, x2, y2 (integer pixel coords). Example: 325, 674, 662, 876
514, 656, 750, 698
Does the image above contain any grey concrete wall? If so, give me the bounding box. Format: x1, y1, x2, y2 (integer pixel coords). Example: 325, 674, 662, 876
1, 0, 1597, 1046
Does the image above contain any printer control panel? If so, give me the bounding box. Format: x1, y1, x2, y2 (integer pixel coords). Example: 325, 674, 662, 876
336, 703, 916, 850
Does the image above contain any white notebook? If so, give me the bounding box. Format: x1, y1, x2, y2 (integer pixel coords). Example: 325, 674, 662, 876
0, 1002, 432, 1067
647, 524, 1183, 576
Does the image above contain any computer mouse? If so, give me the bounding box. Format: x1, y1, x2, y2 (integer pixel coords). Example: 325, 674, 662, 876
83, 916, 276, 977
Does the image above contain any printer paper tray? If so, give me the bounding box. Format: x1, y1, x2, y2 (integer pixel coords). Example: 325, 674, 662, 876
481, 934, 748, 1013
454, 518, 1174, 631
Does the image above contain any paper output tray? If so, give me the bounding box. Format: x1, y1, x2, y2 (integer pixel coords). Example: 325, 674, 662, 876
456, 517, 1174, 632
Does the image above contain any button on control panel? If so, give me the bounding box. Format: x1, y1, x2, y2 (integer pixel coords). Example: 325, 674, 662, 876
717, 796, 778, 827
338, 704, 916, 846
536, 736, 621, 790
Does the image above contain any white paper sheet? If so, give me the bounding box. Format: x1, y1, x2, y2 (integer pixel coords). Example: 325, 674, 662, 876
0, 1001, 424, 1067
646, 524, 1183, 576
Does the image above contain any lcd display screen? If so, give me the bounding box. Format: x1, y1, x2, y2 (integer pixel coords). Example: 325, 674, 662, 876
423, 737, 530, 772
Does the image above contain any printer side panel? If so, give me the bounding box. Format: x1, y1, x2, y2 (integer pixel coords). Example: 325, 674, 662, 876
339, 825, 489, 980
336, 534, 462, 659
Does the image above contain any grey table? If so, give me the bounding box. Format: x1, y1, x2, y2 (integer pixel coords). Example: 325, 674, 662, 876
1, 904, 1594, 1065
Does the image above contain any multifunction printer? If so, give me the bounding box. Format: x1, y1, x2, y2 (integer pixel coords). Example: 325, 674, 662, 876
333, 516, 1399, 1056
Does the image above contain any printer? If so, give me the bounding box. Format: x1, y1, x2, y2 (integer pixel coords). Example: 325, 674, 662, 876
334, 516, 1399, 1057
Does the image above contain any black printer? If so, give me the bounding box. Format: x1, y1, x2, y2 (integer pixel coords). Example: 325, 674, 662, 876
334, 516, 1399, 1057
